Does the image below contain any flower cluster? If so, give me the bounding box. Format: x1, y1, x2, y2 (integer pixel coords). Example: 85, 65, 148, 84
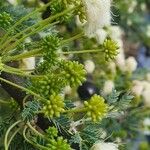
84, 94, 109, 122
60, 60, 86, 87
41, 35, 61, 64
102, 39, 119, 61
0, 12, 13, 30
46, 127, 71, 150
42, 94, 65, 118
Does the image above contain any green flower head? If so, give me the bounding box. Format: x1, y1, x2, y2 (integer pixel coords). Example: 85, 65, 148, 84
102, 39, 119, 61
0, 12, 13, 29
47, 137, 71, 150
42, 94, 65, 118
84, 94, 109, 122
61, 60, 86, 87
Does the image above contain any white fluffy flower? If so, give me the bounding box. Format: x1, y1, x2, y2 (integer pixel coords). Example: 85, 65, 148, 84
95, 28, 107, 44
20, 57, 35, 70
91, 142, 119, 150
84, 60, 95, 74
7, 0, 17, 5
146, 73, 150, 82
146, 25, 150, 38
64, 86, 72, 95
131, 80, 144, 97
109, 26, 122, 41
83, 0, 111, 37
140, 81, 150, 106
125, 57, 137, 73
103, 80, 114, 95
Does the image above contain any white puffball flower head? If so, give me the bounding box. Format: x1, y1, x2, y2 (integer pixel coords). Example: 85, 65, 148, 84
125, 57, 137, 73
84, 60, 95, 74
95, 28, 107, 44
103, 80, 114, 95
91, 142, 119, 150
83, 0, 111, 37
20, 57, 35, 70
131, 80, 144, 97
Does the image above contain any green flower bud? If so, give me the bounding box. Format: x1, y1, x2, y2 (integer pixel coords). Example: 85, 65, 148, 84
60, 60, 86, 87
102, 39, 119, 61
84, 94, 108, 122
0, 12, 13, 30
42, 94, 65, 118
47, 137, 71, 150
46, 127, 58, 138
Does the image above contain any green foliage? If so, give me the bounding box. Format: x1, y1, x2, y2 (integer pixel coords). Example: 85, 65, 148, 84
22, 101, 41, 122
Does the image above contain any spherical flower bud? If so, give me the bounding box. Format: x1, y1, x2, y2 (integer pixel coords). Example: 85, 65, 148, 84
102, 39, 119, 61
90, 142, 119, 150
84, 94, 108, 122
125, 57, 137, 73
42, 94, 65, 118
61, 61, 86, 87
142, 89, 150, 107
84, 60, 95, 74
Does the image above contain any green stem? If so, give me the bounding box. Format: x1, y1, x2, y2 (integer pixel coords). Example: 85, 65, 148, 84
61, 32, 84, 45
3, 48, 42, 62
0, 1, 52, 47
4, 120, 22, 150
27, 122, 46, 140
1, 7, 75, 53
64, 107, 87, 114
7, 128, 21, 149
0, 77, 47, 102
2, 21, 59, 54
0, 99, 11, 104
3, 66, 43, 78
2, 32, 84, 62
61, 49, 102, 54
23, 126, 48, 150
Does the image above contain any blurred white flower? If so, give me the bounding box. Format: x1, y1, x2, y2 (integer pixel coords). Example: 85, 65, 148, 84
103, 80, 114, 95
108, 61, 116, 75
7, 0, 17, 5
139, 81, 150, 106
20, 57, 35, 70
125, 57, 137, 73
131, 80, 144, 97
95, 28, 107, 44
128, 1, 137, 13
109, 26, 122, 41
115, 47, 126, 72
146, 73, 150, 82
64, 86, 72, 95
84, 60, 95, 74
142, 89, 150, 106
91, 142, 119, 150
146, 25, 150, 38
83, 0, 111, 37
143, 118, 150, 127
